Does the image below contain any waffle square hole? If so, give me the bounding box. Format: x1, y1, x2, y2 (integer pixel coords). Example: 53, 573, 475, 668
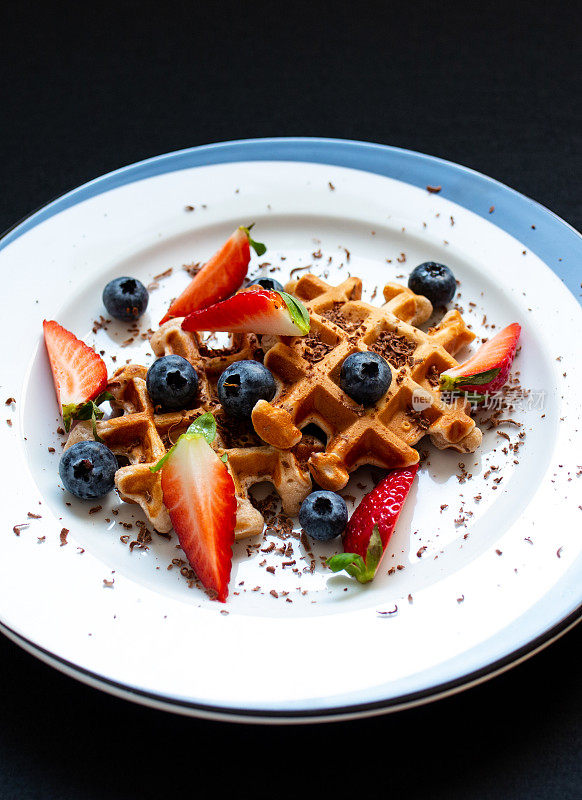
378, 385, 439, 442
299, 323, 342, 366
305, 384, 361, 429
364, 324, 419, 370
410, 351, 454, 389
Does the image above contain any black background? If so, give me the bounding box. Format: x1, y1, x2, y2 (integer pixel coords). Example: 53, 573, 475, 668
1, 2, 580, 798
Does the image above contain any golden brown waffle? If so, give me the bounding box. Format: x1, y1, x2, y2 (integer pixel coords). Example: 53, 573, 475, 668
252, 274, 482, 491
65, 319, 319, 537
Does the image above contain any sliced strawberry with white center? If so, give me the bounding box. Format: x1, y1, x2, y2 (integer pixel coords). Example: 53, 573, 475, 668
327, 465, 419, 583
440, 322, 521, 395
160, 225, 266, 324
181, 289, 310, 336
43, 320, 108, 430
153, 414, 236, 602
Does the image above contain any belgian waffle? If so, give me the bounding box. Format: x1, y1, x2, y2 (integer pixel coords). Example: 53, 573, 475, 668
65, 319, 320, 537
252, 274, 482, 491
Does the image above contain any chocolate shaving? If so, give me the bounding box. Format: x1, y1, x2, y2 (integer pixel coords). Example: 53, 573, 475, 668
289, 265, 312, 278
302, 332, 334, 364
369, 331, 416, 368
321, 303, 361, 333
426, 364, 440, 388
13, 523, 29, 535
182, 262, 202, 278
407, 407, 431, 431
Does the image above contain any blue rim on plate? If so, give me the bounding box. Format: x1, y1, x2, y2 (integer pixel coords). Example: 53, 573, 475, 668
1, 137, 580, 299
1, 137, 581, 721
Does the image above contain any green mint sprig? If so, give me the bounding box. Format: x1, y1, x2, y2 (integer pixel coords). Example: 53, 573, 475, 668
150, 412, 217, 473
280, 291, 310, 335
327, 526, 383, 584
62, 390, 115, 442
240, 224, 267, 257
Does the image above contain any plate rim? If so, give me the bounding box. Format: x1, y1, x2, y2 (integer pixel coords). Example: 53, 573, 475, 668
1, 137, 581, 299
1, 136, 581, 722
2, 609, 580, 723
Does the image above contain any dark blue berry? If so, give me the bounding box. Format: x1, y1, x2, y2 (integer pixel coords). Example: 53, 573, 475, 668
408, 262, 456, 306
299, 491, 348, 542
103, 277, 149, 321
340, 352, 392, 405
247, 277, 284, 292
59, 441, 117, 500
146, 355, 199, 410
217, 360, 276, 418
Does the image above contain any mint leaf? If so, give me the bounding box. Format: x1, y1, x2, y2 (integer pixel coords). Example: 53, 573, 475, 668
326, 526, 384, 584
95, 390, 115, 404
186, 412, 216, 445
327, 552, 367, 580
73, 401, 104, 423
280, 292, 310, 335
241, 224, 267, 257
62, 403, 78, 433
220, 453, 228, 463
61, 391, 113, 436
62, 399, 105, 440
151, 412, 218, 473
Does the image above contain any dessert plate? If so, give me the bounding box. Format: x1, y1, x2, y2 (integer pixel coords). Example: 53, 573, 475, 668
0, 138, 581, 723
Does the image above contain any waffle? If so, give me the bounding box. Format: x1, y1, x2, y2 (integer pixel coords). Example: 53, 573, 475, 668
65, 319, 320, 537
251, 274, 483, 491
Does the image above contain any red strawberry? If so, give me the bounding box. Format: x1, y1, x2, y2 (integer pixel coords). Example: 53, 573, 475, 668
160, 226, 266, 324
327, 465, 418, 583
440, 323, 521, 395
182, 288, 310, 337
154, 414, 236, 602
43, 320, 108, 430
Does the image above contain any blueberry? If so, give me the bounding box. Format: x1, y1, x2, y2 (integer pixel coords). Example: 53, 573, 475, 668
408, 262, 456, 306
339, 352, 392, 405
217, 360, 276, 418
299, 491, 348, 542
59, 441, 117, 500
103, 277, 149, 321
247, 277, 284, 292
146, 355, 199, 410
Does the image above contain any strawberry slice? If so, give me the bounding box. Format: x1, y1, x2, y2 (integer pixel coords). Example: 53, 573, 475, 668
440, 322, 521, 394
43, 320, 108, 431
327, 465, 418, 583
182, 289, 310, 336
160, 225, 266, 324
152, 413, 236, 602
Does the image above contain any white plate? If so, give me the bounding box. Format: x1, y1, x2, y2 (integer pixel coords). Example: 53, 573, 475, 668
1, 138, 581, 722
